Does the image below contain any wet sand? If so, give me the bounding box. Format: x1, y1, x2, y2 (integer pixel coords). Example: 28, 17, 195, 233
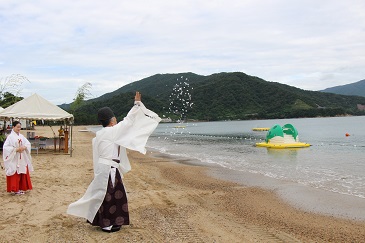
0, 126, 364, 242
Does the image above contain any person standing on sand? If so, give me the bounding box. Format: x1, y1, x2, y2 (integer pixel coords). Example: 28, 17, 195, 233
2, 120, 33, 195
67, 91, 161, 233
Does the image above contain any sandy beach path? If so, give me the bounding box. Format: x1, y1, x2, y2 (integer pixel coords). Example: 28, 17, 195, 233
0, 126, 364, 242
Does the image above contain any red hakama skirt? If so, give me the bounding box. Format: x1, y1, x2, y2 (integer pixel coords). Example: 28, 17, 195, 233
6, 166, 33, 192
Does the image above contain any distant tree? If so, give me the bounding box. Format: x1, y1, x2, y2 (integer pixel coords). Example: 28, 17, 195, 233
70, 82, 92, 113
0, 92, 23, 108
0, 74, 29, 108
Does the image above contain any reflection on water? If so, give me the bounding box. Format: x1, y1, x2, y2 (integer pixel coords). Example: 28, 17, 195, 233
266, 148, 299, 159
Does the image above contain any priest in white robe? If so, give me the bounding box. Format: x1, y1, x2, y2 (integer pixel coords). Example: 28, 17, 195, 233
67, 91, 161, 233
3, 120, 34, 195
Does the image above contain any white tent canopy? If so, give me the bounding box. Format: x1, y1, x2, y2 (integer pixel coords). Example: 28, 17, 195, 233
0, 93, 74, 156
0, 93, 73, 121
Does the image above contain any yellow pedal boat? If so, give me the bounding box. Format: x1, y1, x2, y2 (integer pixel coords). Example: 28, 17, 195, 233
252, 127, 270, 131
256, 142, 310, 149
256, 123, 310, 149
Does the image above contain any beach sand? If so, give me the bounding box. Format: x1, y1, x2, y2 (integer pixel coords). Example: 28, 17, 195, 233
0, 126, 364, 242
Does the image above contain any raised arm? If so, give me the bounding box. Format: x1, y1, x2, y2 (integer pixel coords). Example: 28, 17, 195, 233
112, 91, 161, 154
135, 91, 141, 102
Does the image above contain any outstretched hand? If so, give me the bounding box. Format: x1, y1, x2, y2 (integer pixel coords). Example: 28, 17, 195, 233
135, 91, 141, 101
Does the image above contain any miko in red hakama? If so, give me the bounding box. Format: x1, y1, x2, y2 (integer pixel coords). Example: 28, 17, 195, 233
3, 128, 34, 194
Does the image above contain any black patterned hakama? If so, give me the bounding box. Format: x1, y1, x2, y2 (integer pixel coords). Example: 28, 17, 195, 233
89, 168, 129, 228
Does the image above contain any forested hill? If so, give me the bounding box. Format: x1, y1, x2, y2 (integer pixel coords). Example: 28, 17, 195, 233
97, 72, 208, 101
321, 79, 365, 97
68, 72, 365, 125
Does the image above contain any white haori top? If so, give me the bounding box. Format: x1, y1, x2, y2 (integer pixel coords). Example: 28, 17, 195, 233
67, 101, 161, 222
2, 130, 33, 176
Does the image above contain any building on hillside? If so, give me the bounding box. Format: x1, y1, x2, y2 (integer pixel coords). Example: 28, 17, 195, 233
357, 104, 365, 111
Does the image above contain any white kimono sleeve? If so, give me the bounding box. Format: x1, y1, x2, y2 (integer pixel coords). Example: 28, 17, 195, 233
113, 101, 161, 154
2, 137, 17, 176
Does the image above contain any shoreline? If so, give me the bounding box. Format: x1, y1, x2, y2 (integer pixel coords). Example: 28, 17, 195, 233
0, 125, 363, 242
141, 149, 365, 242
215, 167, 365, 221
150, 148, 365, 222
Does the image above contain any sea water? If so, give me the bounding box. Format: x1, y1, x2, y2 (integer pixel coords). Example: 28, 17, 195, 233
146, 116, 365, 199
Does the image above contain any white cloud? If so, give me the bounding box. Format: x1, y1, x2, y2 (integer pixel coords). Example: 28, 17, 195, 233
1, 0, 365, 104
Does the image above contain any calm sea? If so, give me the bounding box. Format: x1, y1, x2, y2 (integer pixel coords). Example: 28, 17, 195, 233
145, 116, 365, 199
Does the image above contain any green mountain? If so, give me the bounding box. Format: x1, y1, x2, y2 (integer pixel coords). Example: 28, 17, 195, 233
68, 72, 365, 124
321, 79, 365, 97
97, 72, 207, 100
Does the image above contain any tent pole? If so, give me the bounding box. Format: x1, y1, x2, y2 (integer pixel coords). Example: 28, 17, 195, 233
70, 123, 73, 157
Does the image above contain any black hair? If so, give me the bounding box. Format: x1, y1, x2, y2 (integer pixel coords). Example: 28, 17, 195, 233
12, 120, 21, 127
100, 118, 112, 127
97, 107, 115, 127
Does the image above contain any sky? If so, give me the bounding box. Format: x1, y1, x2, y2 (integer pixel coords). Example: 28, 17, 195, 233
1, 0, 365, 105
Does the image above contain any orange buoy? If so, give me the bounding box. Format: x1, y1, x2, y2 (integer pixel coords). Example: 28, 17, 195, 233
345, 133, 350, 137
